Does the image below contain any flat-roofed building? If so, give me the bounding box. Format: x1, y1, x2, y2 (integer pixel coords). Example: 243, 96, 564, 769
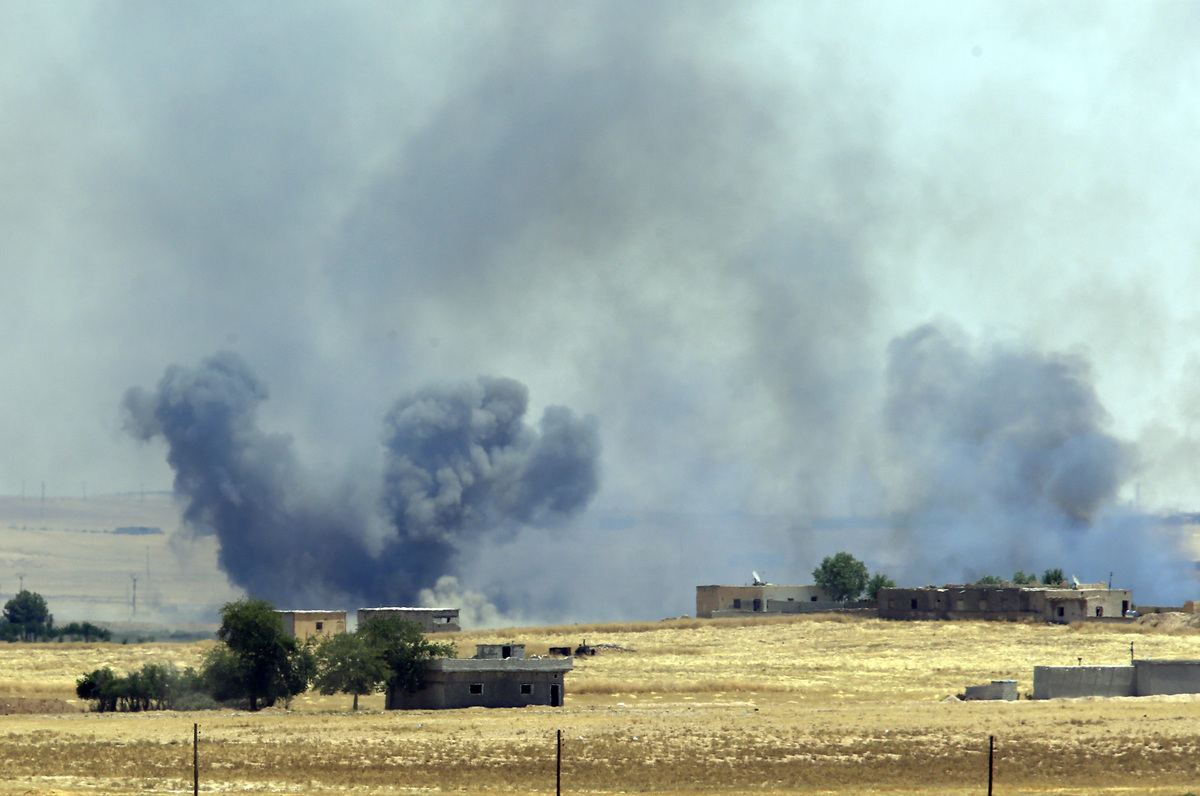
697, 584, 867, 618
276, 610, 346, 639
357, 606, 461, 633
386, 644, 570, 710
877, 584, 1132, 624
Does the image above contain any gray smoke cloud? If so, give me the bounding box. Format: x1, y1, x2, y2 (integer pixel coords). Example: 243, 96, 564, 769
5, 4, 1200, 620
880, 325, 1191, 602
383, 376, 599, 542
122, 352, 599, 610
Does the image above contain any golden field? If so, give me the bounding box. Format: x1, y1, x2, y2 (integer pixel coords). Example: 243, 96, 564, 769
3, 614, 1200, 796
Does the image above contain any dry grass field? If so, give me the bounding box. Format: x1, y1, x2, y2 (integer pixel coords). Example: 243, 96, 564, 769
3, 614, 1200, 796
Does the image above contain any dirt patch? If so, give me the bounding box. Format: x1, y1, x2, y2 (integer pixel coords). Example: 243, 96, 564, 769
1135, 611, 1200, 630
0, 696, 80, 715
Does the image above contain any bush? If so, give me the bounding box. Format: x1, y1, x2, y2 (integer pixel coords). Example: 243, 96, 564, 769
975, 575, 1004, 585
76, 663, 214, 713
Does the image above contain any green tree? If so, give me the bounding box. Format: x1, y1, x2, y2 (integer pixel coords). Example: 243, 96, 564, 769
975, 574, 1004, 585
213, 597, 310, 711
313, 631, 388, 710
1012, 570, 1038, 585
812, 552, 870, 602
3, 590, 53, 641
1042, 568, 1065, 585
866, 573, 896, 601
76, 667, 120, 712
359, 616, 456, 697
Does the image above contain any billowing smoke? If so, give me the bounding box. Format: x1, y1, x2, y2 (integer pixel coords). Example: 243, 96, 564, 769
382, 376, 600, 543
418, 575, 509, 630
122, 352, 600, 613
879, 324, 1191, 601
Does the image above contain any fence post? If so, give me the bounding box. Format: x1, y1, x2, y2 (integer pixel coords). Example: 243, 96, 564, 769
194, 723, 199, 796
557, 729, 562, 796
987, 734, 994, 796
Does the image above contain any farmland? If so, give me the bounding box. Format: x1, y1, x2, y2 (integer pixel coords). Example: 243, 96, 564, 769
3, 614, 1200, 795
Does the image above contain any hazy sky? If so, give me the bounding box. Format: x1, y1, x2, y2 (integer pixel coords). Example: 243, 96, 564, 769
4, 2, 1200, 617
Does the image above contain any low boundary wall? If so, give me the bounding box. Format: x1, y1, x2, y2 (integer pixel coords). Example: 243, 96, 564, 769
1135, 659, 1200, 695
964, 680, 1018, 701
1032, 666, 1135, 699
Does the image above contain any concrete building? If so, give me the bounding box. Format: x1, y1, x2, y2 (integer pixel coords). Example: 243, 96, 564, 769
877, 584, 1132, 624
386, 643, 572, 710
1033, 659, 1200, 699
697, 584, 868, 618
276, 610, 346, 640
357, 607, 461, 633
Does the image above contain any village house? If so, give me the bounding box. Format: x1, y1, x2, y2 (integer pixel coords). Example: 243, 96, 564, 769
357, 606, 461, 633
877, 583, 1132, 624
275, 610, 346, 640
697, 583, 869, 618
386, 643, 572, 710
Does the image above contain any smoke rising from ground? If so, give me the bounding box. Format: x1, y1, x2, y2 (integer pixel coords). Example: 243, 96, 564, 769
5, 4, 1200, 618
880, 325, 1190, 603
123, 353, 600, 613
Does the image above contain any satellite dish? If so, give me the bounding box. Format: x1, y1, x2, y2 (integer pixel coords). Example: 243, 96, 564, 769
752, 571, 764, 586
1071, 575, 1081, 589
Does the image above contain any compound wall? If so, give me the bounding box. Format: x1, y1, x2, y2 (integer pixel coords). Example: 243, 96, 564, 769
1134, 660, 1200, 695
1032, 666, 1135, 699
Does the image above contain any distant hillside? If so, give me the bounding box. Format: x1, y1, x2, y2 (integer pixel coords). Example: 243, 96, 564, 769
0, 493, 241, 624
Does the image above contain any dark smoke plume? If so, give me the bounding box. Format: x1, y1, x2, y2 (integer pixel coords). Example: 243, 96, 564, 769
122, 352, 600, 609
880, 325, 1191, 601
382, 377, 600, 542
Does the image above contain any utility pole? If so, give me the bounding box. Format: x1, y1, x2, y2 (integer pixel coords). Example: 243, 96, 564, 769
130, 574, 138, 619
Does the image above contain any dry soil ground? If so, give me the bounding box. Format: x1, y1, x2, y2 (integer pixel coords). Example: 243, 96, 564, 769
2, 615, 1200, 796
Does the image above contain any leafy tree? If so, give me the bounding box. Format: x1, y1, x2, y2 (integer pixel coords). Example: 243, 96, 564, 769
314, 631, 388, 710
52, 621, 111, 642
3, 590, 53, 640
213, 597, 311, 711
975, 574, 1004, 585
812, 552, 870, 602
1042, 567, 1065, 585
76, 667, 120, 712
358, 616, 456, 697
867, 573, 896, 601
1012, 570, 1038, 585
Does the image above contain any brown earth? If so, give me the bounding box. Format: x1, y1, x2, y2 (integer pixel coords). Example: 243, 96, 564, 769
0, 696, 79, 715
